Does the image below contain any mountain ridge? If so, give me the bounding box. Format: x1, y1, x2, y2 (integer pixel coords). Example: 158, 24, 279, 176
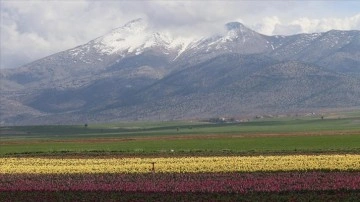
1, 19, 360, 125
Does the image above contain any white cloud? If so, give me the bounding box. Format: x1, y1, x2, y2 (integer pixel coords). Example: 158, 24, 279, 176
254, 16, 281, 35
1, 14, 51, 68
290, 14, 360, 33
252, 14, 360, 36
0, 0, 131, 68
273, 24, 302, 36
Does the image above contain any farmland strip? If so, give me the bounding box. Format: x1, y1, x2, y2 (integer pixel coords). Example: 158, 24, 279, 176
1, 154, 360, 174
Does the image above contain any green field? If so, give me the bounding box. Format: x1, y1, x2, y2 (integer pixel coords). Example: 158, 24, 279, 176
1, 115, 360, 156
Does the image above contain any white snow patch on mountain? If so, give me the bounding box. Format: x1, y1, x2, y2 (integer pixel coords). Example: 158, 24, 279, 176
89, 18, 197, 60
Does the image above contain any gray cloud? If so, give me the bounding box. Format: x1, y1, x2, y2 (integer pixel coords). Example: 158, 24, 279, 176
1, 0, 360, 69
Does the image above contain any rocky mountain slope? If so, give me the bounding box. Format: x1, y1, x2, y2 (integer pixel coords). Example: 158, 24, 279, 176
1, 19, 360, 125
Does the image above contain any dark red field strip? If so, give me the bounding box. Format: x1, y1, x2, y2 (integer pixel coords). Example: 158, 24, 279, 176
1, 172, 359, 193
1, 191, 360, 202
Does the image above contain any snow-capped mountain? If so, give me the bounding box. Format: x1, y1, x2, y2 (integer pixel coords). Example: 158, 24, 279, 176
1, 18, 192, 90
1, 19, 360, 125
71, 18, 191, 59
195, 22, 270, 53
176, 22, 272, 66
93, 18, 189, 57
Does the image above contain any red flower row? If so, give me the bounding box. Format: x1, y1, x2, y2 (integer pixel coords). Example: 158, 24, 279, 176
1, 172, 360, 193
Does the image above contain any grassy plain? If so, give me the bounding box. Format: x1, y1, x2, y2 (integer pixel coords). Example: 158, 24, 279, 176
1, 115, 360, 156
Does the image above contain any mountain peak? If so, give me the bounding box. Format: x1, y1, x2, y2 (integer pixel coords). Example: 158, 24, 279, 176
123, 18, 144, 27
120, 18, 147, 33
225, 22, 248, 31
224, 21, 256, 39
104, 18, 147, 36
225, 22, 241, 30
92, 18, 184, 56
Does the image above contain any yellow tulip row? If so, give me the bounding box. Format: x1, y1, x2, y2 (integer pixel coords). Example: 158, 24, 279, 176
1, 155, 359, 174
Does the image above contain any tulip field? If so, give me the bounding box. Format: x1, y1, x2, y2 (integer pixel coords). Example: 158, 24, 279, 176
2, 155, 360, 174
1, 115, 360, 201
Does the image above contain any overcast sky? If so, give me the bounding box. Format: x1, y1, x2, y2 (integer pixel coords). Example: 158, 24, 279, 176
1, 0, 360, 69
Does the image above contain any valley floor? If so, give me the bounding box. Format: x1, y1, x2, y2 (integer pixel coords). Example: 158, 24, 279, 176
1, 114, 360, 201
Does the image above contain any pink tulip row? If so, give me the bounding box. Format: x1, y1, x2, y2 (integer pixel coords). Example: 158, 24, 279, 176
1, 172, 360, 193
2, 190, 360, 202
